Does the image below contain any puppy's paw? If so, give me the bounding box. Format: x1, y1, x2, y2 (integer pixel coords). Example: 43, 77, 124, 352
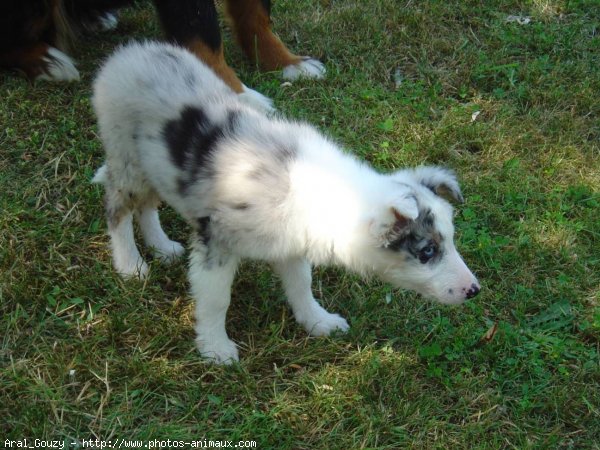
297, 305, 350, 337
238, 85, 276, 115
197, 337, 239, 365
282, 58, 326, 81
37, 47, 80, 82
115, 258, 149, 280
153, 240, 185, 264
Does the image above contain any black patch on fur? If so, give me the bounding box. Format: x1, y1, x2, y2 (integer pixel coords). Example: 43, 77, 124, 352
231, 203, 249, 210
196, 216, 211, 246
164, 106, 210, 168
385, 209, 444, 264
193, 215, 231, 269
153, 0, 221, 51
163, 106, 229, 194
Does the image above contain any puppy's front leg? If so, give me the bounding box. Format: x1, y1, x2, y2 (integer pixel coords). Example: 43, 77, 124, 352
189, 233, 240, 364
273, 258, 349, 336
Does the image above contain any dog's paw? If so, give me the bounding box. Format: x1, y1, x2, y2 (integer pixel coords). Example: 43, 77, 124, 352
115, 258, 149, 280
282, 58, 326, 81
84, 12, 118, 32
238, 85, 276, 115
37, 47, 80, 82
197, 337, 239, 365
297, 305, 350, 337
98, 12, 118, 31
153, 240, 185, 264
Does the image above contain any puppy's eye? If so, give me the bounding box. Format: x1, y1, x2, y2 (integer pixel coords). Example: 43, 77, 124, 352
419, 244, 437, 263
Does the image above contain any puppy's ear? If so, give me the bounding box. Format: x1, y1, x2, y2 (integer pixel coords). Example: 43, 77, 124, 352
390, 193, 419, 222
398, 166, 464, 203
370, 192, 418, 242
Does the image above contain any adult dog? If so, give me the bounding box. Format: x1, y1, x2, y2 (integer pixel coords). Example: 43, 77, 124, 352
92, 42, 480, 364
0, 0, 325, 111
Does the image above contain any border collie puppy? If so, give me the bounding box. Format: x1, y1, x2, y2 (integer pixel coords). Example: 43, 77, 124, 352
92, 42, 480, 364
0, 0, 325, 111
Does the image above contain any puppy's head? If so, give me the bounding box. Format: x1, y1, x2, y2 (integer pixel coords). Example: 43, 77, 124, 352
363, 166, 480, 304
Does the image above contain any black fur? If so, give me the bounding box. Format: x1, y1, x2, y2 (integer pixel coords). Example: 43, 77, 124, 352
164, 106, 221, 169
153, 0, 221, 51
196, 216, 211, 245
0, 1, 51, 50
163, 106, 244, 195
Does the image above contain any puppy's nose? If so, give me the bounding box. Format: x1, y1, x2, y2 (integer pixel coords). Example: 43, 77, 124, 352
465, 283, 480, 299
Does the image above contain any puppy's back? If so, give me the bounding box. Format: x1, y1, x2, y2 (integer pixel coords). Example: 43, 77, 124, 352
93, 41, 235, 127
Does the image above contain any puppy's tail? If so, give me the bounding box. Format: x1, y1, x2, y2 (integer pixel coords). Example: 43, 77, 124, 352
92, 164, 108, 184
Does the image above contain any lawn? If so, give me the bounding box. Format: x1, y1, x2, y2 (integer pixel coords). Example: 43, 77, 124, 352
1, 0, 599, 448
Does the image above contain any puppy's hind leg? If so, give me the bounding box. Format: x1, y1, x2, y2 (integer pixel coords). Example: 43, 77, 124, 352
189, 226, 240, 364
137, 202, 185, 263
273, 258, 349, 336
98, 177, 149, 279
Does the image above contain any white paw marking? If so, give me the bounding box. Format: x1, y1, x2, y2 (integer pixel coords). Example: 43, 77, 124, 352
238, 85, 276, 115
115, 258, 149, 280
99, 13, 118, 31
282, 58, 326, 81
197, 336, 239, 365
37, 47, 80, 82
153, 241, 185, 263
297, 305, 350, 337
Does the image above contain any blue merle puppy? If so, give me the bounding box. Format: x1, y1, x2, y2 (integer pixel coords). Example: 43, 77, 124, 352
92, 41, 480, 364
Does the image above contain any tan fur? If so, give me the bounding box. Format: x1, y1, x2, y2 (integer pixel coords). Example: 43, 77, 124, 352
187, 39, 244, 93
225, 0, 301, 71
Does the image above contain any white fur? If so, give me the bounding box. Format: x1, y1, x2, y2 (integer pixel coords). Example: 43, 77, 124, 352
238, 84, 275, 114
273, 258, 349, 335
282, 58, 326, 81
92, 42, 479, 364
137, 208, 185, 262
37, 47, 80, 82
108, 212, 149, 279
98, 12, 119, 31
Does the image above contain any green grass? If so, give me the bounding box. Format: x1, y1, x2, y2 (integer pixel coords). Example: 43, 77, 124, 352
1, 0, 599, 448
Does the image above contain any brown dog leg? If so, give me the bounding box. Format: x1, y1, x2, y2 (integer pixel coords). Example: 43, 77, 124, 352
153, 0, 242, 92
225, 0, 325, 80
225, 0, 300, 71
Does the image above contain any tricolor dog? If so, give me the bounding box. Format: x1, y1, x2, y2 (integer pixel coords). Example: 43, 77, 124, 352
92, 42, 480, 364
0, 0, 324, 112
